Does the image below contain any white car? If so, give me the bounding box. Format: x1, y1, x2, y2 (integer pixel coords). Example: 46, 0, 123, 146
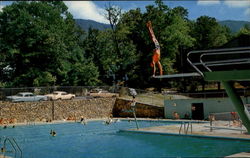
88, 89, 118, 98
6, 92, 48, 102
45, 91, 75, 100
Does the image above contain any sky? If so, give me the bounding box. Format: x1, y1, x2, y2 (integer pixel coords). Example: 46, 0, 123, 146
0, 1, 249, 24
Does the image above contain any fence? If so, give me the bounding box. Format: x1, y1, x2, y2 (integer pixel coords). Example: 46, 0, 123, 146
207, 112, 246, 133
164, 88, 250, 100
0, 86, 117, 97
0, 86, 165, 107
3, 86, 248, 106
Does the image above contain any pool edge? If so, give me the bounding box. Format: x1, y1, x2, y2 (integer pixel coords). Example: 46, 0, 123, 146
119, 129, 250, 141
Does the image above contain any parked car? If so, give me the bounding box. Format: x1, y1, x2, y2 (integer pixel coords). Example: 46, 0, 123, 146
45, 91, 75, 100
88, 88, 118, 98
6, 92, 48, 102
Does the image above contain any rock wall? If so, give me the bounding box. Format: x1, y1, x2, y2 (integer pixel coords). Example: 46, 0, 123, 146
0, 98, 116, 123
0, 98, 164, 124
112, 98, 164, 118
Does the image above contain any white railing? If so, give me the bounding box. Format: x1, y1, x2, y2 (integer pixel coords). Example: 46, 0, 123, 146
187, 47, 250, 76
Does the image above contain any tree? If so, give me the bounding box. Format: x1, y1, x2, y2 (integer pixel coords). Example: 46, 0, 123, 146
68, 61, 100, 86
96, 5, 138, 86
0, 1, 236, 91
117, 1, 196, 88
237, 24, 250, 36
192, 16, 230, 50
0, 1, 99, 87
185, 16, 232, 92
119, 8, 151, 87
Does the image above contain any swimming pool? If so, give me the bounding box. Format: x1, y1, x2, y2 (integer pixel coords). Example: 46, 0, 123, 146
1, 120, 250, 158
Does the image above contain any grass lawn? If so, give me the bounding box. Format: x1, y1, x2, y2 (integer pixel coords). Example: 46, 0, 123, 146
119, 93, 165, 107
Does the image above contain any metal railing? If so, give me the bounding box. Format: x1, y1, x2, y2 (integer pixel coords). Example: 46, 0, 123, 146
179, 122, 192, 134
208, 112, 247, 134
1, 137, 22, 158
187, 47, 250, 76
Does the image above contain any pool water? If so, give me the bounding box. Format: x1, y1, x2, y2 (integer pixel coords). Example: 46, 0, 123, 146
1, 120, 250, 158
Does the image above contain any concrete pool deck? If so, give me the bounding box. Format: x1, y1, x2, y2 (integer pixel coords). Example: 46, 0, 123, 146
121, 119, 250, 139
120, 119, 250, 157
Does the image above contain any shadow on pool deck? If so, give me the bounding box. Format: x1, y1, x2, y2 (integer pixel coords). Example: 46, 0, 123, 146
121, 120, 250, 140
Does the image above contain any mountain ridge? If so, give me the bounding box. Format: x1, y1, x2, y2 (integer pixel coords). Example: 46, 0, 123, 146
218, 20, 250, 33
75, 19, 250, 33
75, 19, 110, 31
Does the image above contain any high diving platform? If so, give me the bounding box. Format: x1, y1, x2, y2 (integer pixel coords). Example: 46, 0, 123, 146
155, 46, 250, 133
187, 46, 250, 133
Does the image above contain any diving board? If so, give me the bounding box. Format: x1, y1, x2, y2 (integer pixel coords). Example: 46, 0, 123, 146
153, 72, 201, 79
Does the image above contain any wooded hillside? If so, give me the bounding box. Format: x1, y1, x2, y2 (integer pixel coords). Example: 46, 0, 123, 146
0, 1, 249, 92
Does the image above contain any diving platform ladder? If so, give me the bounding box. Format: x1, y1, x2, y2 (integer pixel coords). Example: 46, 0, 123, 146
187, 46, 250, 133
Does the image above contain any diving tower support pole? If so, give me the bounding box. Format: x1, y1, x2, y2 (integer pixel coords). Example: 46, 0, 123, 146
222, 81, 250, 133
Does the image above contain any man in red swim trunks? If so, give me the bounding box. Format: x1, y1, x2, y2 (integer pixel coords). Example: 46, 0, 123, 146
146, 21, 163, 77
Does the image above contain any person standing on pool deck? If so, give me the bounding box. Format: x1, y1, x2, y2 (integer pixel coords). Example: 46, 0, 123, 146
131, 96, 136, 107
146, 21, 163, 77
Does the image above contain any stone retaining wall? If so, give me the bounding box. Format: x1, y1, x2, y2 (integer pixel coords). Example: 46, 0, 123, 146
112, 98, 164, 118
0, 98, 116, 123
0, 98, 164, 124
